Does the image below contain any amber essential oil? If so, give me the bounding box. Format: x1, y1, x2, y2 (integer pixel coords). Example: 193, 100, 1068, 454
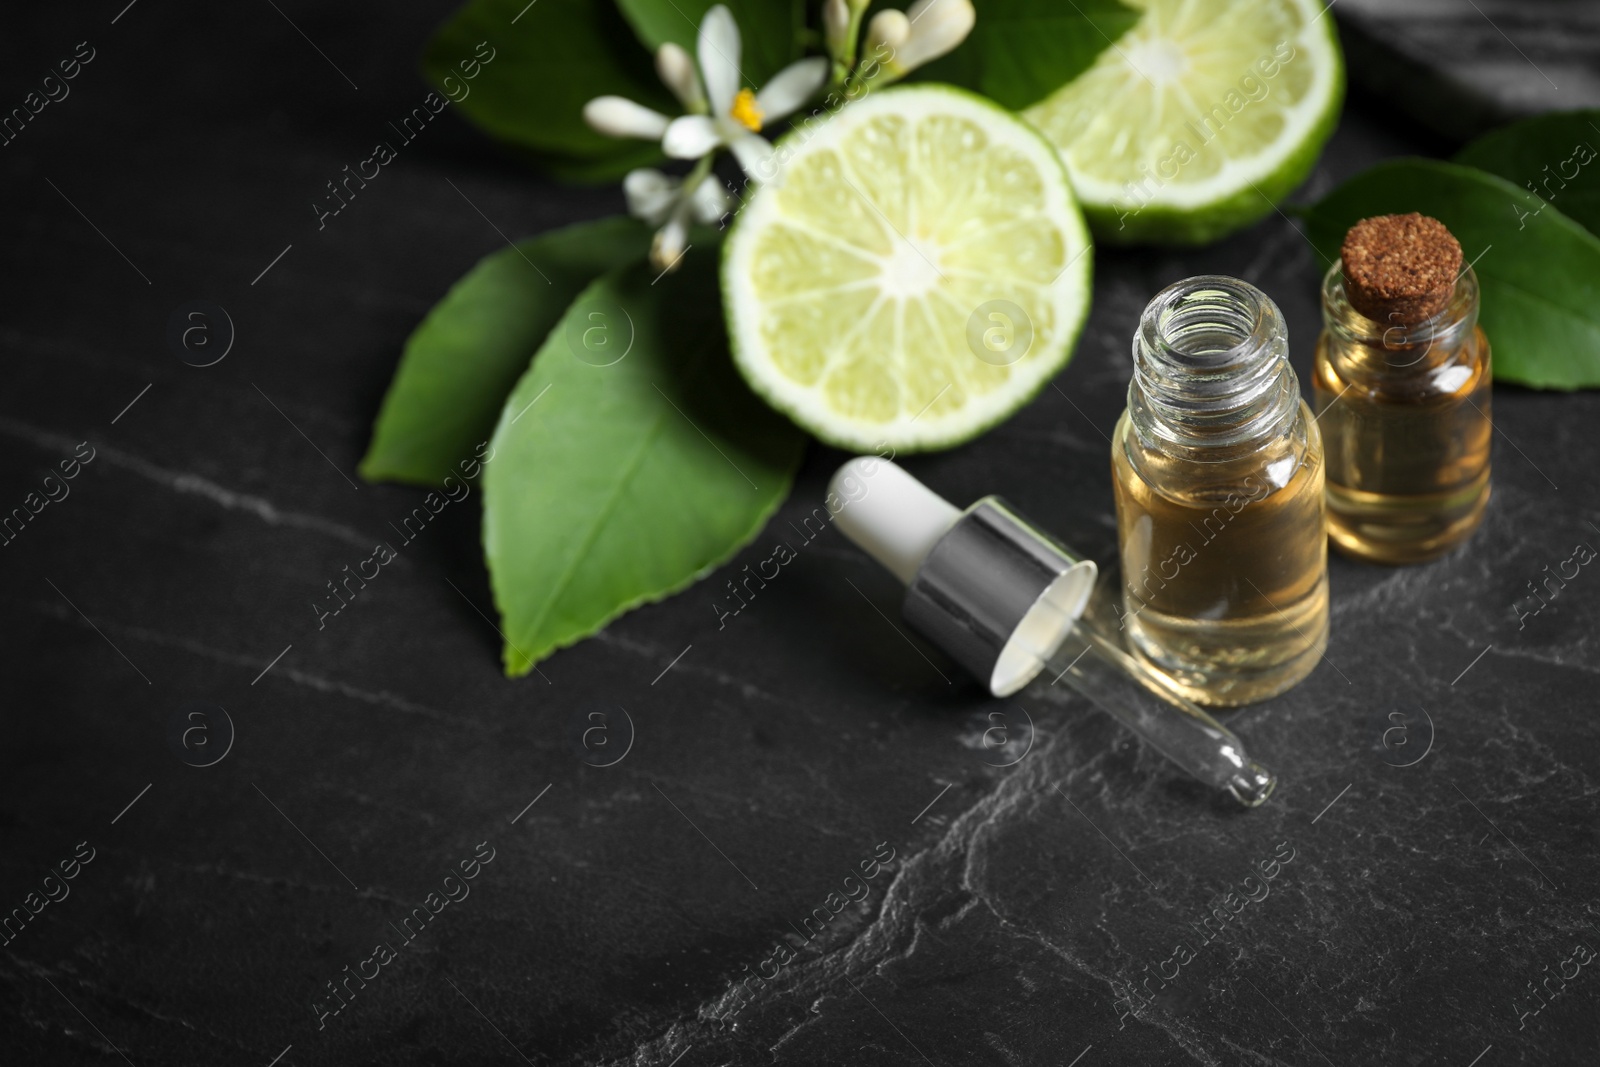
1113, 277, 1328, 707
1312, 214, 1492, 564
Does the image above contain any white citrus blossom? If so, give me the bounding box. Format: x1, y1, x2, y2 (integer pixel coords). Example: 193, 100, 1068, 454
661, 5, 828, 182
624, 169, 731, 272
867, 0, 975, 78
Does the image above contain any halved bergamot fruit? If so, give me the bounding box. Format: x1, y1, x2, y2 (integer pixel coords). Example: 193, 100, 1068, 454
1024, 0, 1343, 245
723, 85, 1092, 453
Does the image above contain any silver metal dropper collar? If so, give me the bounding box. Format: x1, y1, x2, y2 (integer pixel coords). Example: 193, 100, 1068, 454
904, 498, 1096, 697
827, 458, 1096, 698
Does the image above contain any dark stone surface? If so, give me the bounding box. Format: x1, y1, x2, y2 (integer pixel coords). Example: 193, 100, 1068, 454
2, 3, 1597, 1066
1338, 0, 1600, 141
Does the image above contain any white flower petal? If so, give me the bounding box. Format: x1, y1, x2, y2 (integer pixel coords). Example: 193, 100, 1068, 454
656, 43, 704, 110
582, 96, 671, 140
698, 4, 742, 115
687, 176, 733, 224
662, 114, 723, 159
727, 133, 778, 184
756, 57, 828, 123
623, 168, 682, 225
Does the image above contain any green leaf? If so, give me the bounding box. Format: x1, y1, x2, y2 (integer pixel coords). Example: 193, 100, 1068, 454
615, 0, 805, 86
1301, 158, 1600, 390
482, 251, 807, 675
1454, 110, 1600, 237
911, 0, 1140, 111
423, 0, 672, 177
361, 217, 651, 486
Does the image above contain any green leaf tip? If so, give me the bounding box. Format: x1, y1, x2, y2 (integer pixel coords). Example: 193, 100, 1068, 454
481, 251, 807, 677
361, 216, 651, 488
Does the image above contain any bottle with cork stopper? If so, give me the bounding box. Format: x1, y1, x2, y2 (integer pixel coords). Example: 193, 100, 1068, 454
1312, 212, 1492, 564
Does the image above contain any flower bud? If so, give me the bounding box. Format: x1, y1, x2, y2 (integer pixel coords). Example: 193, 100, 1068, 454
864, 9, 911, 59
651, 215, 691, 273
886, 0, 975, 75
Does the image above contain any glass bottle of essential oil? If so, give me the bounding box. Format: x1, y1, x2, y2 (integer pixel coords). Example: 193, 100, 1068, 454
1112, 276, 1328, 707
1312, 213, 1491, 564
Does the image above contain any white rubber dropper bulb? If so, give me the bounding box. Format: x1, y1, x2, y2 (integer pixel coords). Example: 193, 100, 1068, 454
829, 457, 961, 586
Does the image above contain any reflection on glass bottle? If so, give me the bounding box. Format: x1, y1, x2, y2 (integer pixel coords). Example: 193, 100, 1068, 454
1112, 276, 1327, 707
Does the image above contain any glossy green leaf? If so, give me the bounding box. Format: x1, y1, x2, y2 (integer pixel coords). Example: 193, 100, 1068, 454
423, 0, 672, 179
361, 217, 651, 486
1301, 158, 1600, 389
615, 0, 805, 87
911, 0, 1139, 111
1455, 110, 1600, 237
483, 252, 807, 675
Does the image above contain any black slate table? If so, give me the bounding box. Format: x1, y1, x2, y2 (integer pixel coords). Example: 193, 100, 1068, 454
3, 4, 1597, 1066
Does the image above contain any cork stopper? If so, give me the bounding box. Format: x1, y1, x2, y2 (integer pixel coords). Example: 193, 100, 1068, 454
1339, 213, 1463, 326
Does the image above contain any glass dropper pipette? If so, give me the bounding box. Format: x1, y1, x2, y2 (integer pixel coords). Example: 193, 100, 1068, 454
829, 458, 1276, 807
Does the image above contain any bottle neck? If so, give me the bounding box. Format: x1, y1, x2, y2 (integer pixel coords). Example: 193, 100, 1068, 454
1320, 261, 1479, 376
1128, 275, 1300, 461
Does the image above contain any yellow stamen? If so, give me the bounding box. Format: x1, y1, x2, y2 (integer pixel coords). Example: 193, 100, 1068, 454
730, 88, 764, 132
